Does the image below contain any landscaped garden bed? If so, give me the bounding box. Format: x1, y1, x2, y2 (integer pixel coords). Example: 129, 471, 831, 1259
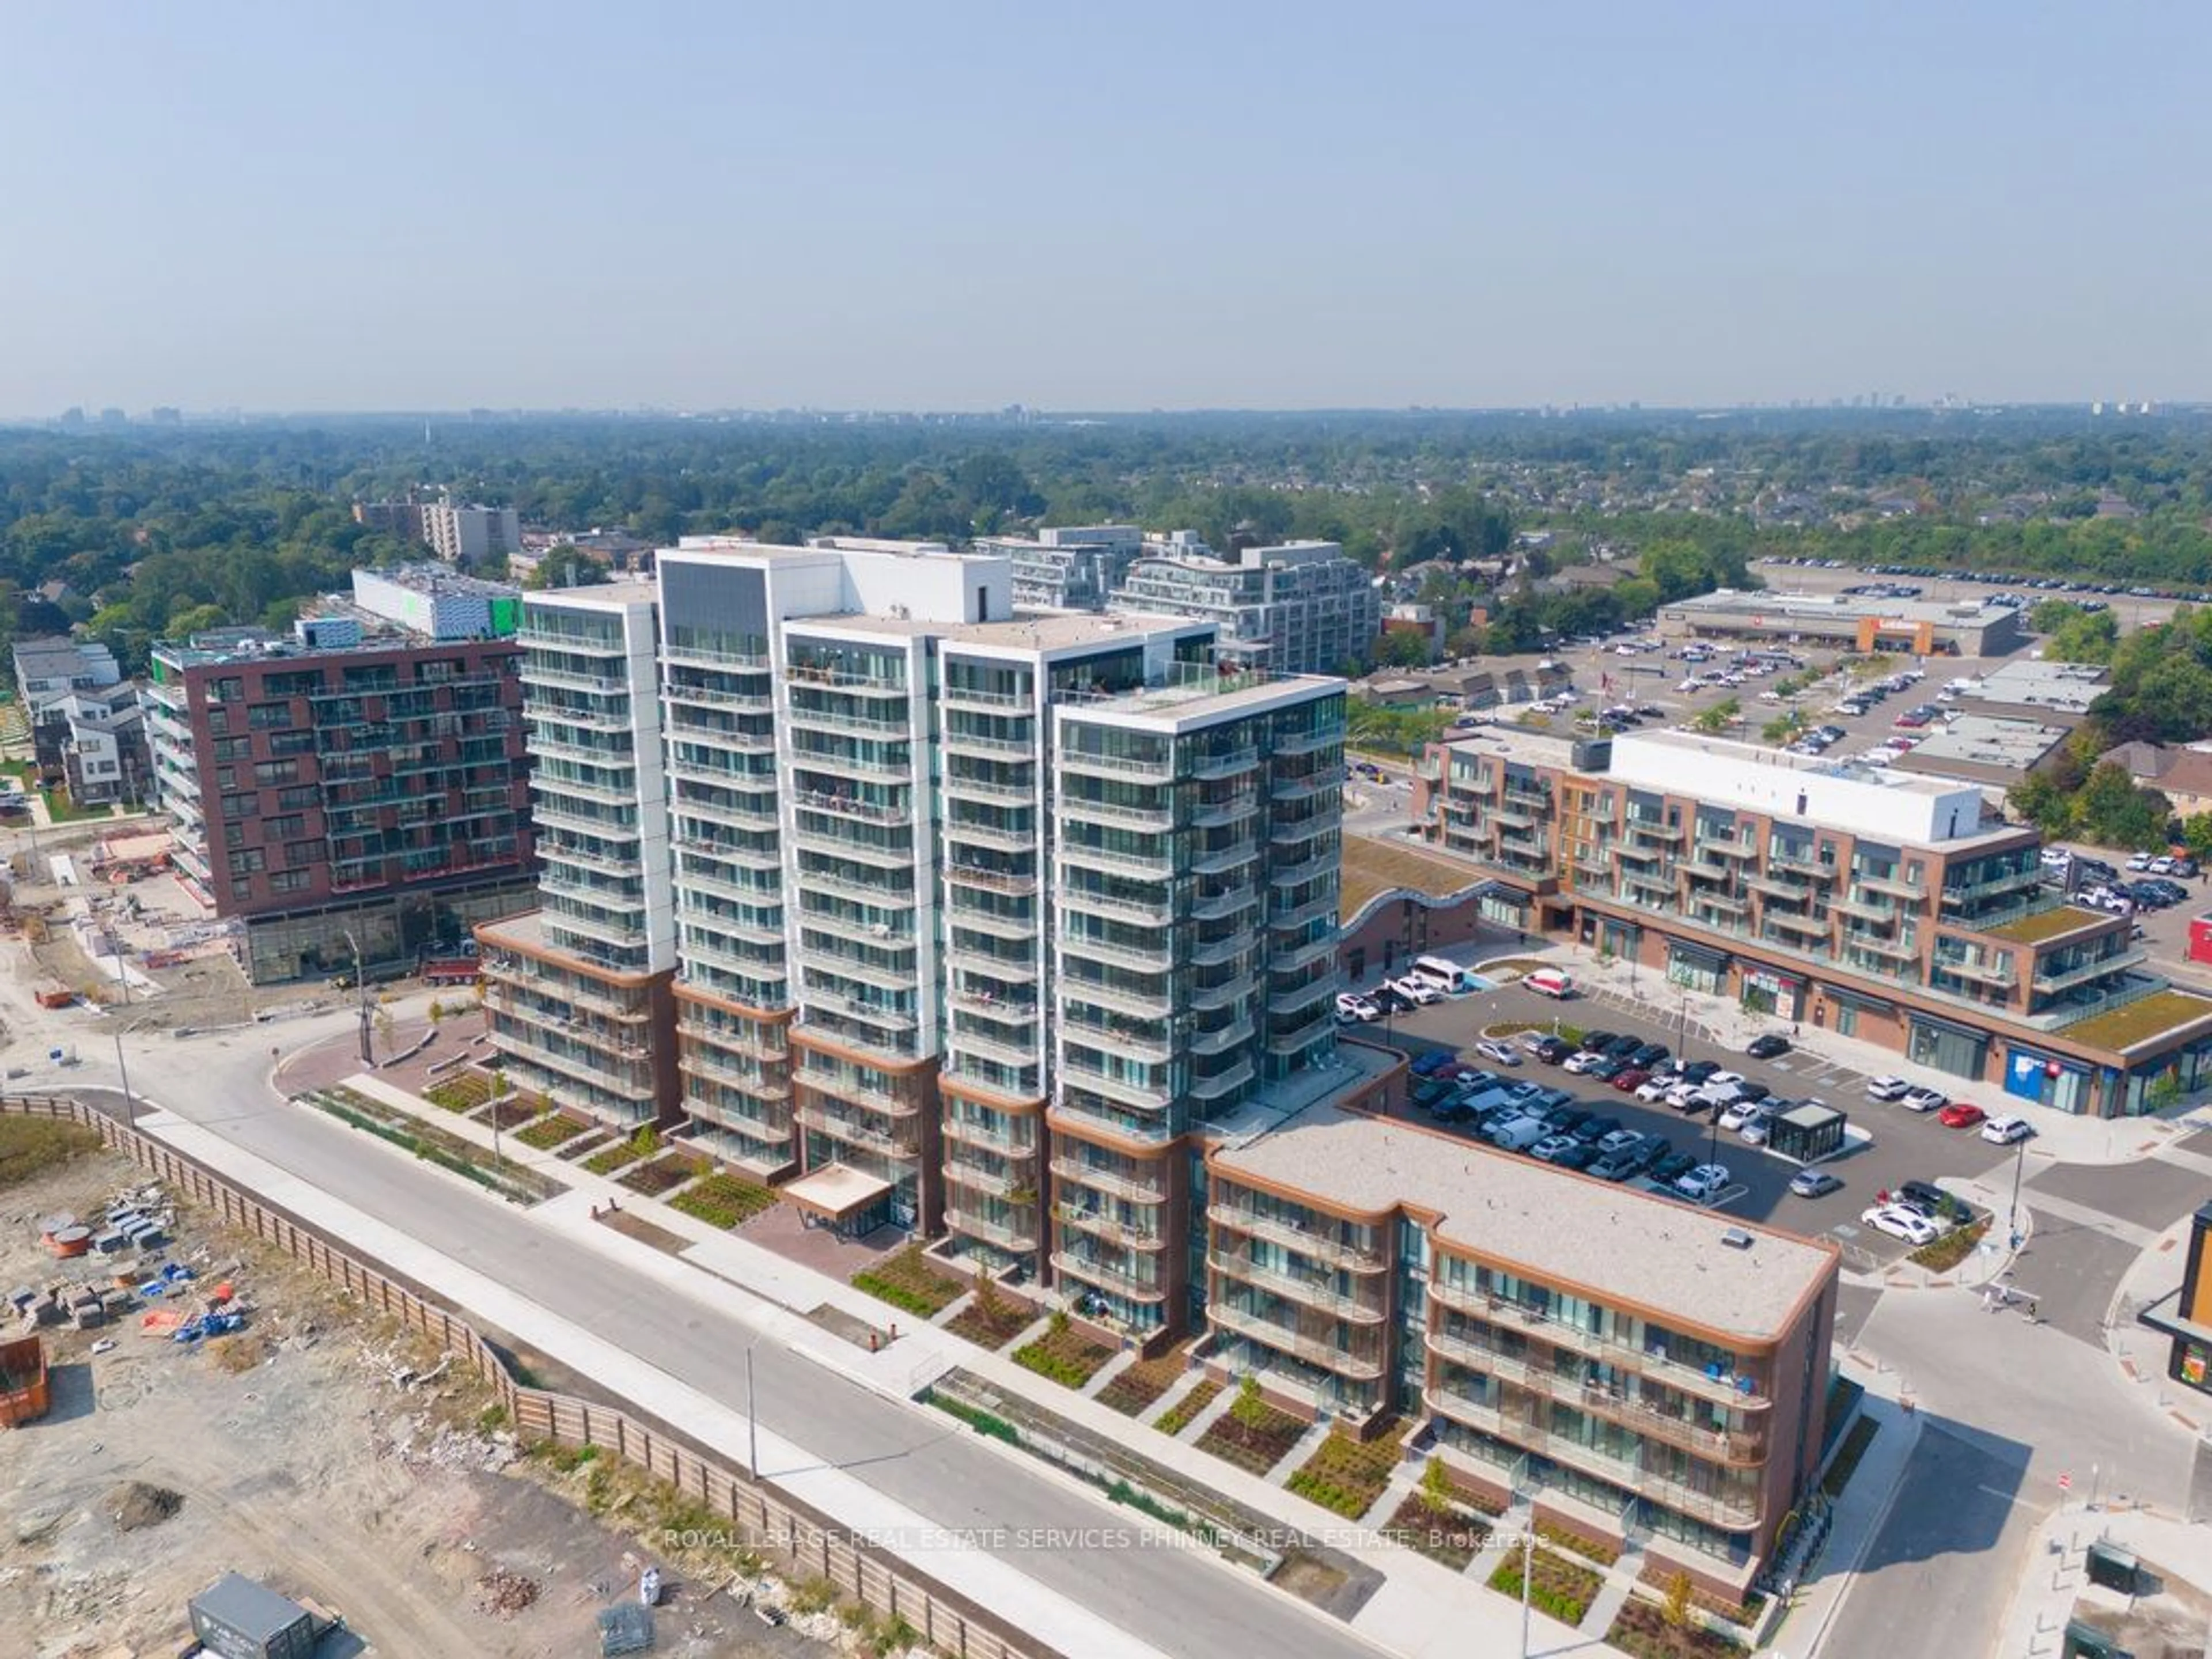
1537, 1516, 1622, 1566
516, 1112, 592, 1151
1820, 1415, 1880, 1501
619, 1152, 704, 1196
1153, 1378, 1221, 1437
582, 1139, 645, 1175
1635, 1565, 1765, 1632
1487, 1547, 1602, 1627
296, 1086, 560, 1205
1285, 1423, 1401, 1519
1010, 1313, 1118, 1388
424, 1074, 494, 1113
1194, 1378, 1307, 1476
1910, 1216, 1990, 1272
480, 1096, 543, 1131
1094, 1351, 1191, 1417
944, 1282, 1038, 1349
666, 1170, 777, 1228
559, 1130, 616, 1163
1384, 1490, 1490, 1570
851, 1243, 966, 1319
1607, 1596, 1749, 1657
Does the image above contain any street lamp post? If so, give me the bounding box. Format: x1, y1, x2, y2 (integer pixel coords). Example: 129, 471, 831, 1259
746, 1339, 762, 1482
342, 928, 373, 1067
1520, 1528, 1534, 1657
2006, 1134, 2028, 1249
113, 1030, 136, 1132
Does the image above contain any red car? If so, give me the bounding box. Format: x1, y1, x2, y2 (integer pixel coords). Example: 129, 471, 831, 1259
1937, 1101, 1987, 1130
1611, 1067, 1652, 1093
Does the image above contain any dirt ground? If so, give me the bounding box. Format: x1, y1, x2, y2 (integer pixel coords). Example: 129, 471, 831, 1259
0, 1142, 844, 1659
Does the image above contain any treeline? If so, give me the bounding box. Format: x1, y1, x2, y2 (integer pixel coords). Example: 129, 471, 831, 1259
2008, 602, 2212, 851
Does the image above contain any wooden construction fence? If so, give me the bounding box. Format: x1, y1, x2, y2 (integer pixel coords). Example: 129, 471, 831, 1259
1, 1094, 1057, 1659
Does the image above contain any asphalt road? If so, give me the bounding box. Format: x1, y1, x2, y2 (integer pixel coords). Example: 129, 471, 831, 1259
1365, 979, 2017, 1262
1822, 1421, 2037, 1659
99, 1025, 1378, 1659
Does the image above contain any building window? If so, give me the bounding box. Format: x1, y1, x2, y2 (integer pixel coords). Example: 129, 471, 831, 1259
247, 703, 294, 730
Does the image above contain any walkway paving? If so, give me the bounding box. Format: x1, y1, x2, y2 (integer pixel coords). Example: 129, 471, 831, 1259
277, 1045, 1596, 1659
1771, 1389, 1924, 1659
1993, 1506, 2212, 1659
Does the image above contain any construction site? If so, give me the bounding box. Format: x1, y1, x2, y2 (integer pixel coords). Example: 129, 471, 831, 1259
0, 817, 321, 1044
0, 1118, 842, 1659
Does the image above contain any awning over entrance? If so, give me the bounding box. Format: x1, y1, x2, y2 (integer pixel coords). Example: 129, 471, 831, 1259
1669, 940, 1730, 970
1823, 983, 1896, 1016
782, 1164, 892, 1222
1908, 1009, 1988, 1043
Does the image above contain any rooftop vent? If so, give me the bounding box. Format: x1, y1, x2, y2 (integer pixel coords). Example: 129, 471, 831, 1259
1720, 1228, 1755, 1251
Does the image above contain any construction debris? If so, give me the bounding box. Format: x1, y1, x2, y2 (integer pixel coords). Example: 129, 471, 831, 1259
109, 1481, 184, 1532
475, 1567, 541, 1618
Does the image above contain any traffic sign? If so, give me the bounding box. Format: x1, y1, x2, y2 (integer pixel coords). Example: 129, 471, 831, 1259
2057, 1472, 2073, 1491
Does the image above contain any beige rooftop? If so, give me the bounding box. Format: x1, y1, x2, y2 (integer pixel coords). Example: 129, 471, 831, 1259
1214, 1103, 1836, 1340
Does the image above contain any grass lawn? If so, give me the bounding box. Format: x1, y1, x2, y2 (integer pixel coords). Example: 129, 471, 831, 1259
944, 1291, 1038, 1350
851, 1243, 965, 1319
1195, 1395, 1307, 1476
1982, 904, 2106, 945
2058, 987, 2212, 1052
0, 1116, 104, 1187
515, 1112, 590, 1151
668, 1171, 778, 1229
1383, 1491, 1490, 1571
619, 1152, 704, 1196
1010, 1320, 1118, 1389
582, 1141, 645, 1176
1094, 1351, 1191, 1417
1286, 1424, 1402, 1519
1154, 1378, 1222, 1438
1339, 835, 1493, 921
1487, 1547, 1602, 1627
1607, 1597, 1751, 1657
40, 788, 108, 824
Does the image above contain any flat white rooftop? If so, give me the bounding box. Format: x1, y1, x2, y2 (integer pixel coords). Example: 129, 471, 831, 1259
1062, 669, 1346, 728
1213, 1103, 1835, 1342
801, 611, 1200, 651
1672, 589, 2017, 627
1972, 658, 2109, 715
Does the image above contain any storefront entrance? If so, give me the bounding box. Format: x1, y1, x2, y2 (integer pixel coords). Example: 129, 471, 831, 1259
1740, 967, 1804, 1020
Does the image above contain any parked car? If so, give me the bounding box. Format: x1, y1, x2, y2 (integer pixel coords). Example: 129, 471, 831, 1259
1861, 1204, 1939, 1246
1717, 1099, 1764, 1132
1679, 1060, 1720, 1085
1732, 1080, 1772, 1104
1577, 1030, 1619, 1054
1937, 1101, 1988, 1130
1894, 1180, 1960, 1221
1630, 1043, 1671, 1070
1550, 1142, 1599, 1172
1474, 1039, 1522, 1067
1335, 993, 1381, 1024
1738, 1105, 1779, 1145
2126, 851, 2154, 872
1563, 1050, 1611, 1074
1745, 1033, 1792, 1060
1982, 1115, 2036, 1145
1789, 1169, 1843, 1199
1649, 1149, 1700, 1186
1635, 1076, 1677, 1103
1595, 1127, 1643, 1156
1573, 1115, 1624, 1146
1391, 976, 1443, 1006
1410, 1050, 1457, 1077
1530, 1036, 1575, 1065
1900, 1086, 1948, 1113
1668, 1084, 1711, 1114
1372, 986, 1413, 1016
1589, 1140, 1649, 1181
1610, 1067, 1652, 1093
1531, 1133, 1581, 1163
1673, 1163, 1732, 1202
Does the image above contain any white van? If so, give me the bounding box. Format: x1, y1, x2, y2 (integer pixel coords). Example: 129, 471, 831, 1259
1489, 1115, 1549, 1153
1411, 956, 1479, 994
1524, 968, 1576, 999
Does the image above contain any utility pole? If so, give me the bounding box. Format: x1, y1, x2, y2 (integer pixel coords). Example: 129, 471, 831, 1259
1520, 1528, 1533, 1657
111, 931, 137, 1130
746, 1342, 761, 1482
342, 927, 373, 1066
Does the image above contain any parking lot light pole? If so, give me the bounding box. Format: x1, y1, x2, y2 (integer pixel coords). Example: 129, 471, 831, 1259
2006, 1134, 2028, 1249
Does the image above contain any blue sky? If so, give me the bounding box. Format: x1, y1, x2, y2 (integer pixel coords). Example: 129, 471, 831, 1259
3, 2, 2205, 411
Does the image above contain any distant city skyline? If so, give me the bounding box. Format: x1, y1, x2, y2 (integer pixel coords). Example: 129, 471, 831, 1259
5, 2, 2208, 412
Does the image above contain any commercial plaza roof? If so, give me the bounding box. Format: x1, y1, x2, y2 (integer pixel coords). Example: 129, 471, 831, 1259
1212, 1103, 1835, 1341
1669, 589, 2018, 628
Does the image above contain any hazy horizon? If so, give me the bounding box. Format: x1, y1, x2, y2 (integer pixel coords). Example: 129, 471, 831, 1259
6, 2, 2208, 414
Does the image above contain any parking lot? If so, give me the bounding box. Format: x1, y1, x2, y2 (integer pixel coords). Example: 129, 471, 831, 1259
1369, 976, 2019, 1267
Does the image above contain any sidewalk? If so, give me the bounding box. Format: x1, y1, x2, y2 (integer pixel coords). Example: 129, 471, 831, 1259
1992, 1505, 2212, 1659
328, 1070, 1592, 1658
1765, 1382, 1923, 1659
134, 1105, 1173, 1659
2103, 1206, 2207, 1437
